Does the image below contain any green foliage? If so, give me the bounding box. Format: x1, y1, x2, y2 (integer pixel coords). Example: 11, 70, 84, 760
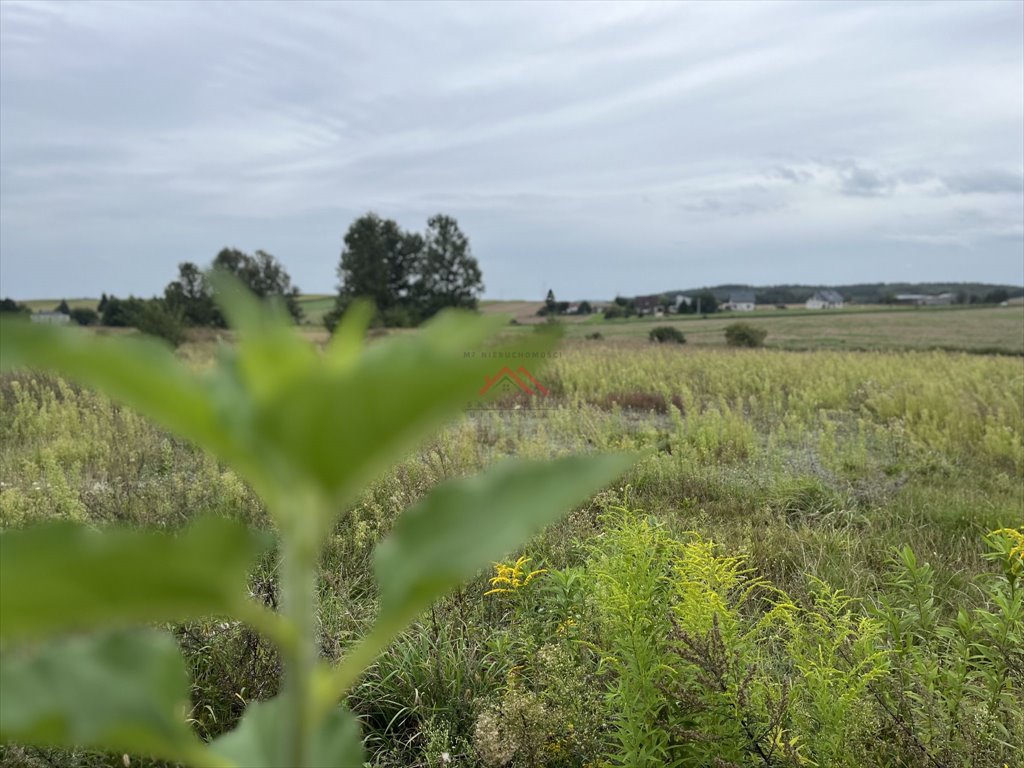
0, 630, 205, 764
0, 518, 267, 640
68, 307, 98, 326
166, 251, 303, 327
648, 326, 686, 344
134, 300, 186, 347
603, 304, 626, 319
724, 321, 768, 347
414, 214, 484, 316
1, 303, 1021, 767
210, 699, 364, 768
213, 249, 303, 323
872, 535, 1024, 765
329, 212, 483, 330
582, 496, 1023, 767
0, 279, 632, 767
164, 261, 222, 327
0, 298, 31, 316
100, 295, 146, 327
589, 506, 677, 767
690, 290, 718, 314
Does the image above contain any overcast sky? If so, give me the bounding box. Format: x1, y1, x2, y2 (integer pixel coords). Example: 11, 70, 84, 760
1, 0, 1022, 300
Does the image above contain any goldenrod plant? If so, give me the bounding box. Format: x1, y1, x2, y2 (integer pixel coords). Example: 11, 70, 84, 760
484, 556, 547, 596
0, 277, 633, 768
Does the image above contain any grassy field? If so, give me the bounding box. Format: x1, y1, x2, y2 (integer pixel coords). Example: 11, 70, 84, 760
492, 304, 1024, 354
21, 295, 1023, 354
1, 313, 1022, 767
294, 293, 335, 325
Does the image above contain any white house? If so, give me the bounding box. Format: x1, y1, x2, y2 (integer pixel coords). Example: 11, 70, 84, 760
723, 290, 756, 311
673, 294, 693, 312
30, 312, 70, 325
806, 290, 844, 309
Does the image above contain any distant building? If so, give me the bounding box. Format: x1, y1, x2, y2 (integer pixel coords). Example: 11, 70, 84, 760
30, 312, 70, 325
893, 293, 955, 306
723, 290, 756, 311
634, 294, 664, 316
806, 290, 845, 309
673, 294, 693, 312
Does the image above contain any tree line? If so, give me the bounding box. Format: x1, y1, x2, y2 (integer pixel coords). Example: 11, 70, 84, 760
0, 212, 484, 345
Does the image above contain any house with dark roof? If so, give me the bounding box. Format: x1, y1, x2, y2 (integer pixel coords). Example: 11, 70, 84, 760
723, 290, 756, 311
634, 294, 665, 316
806, 290, 844, 309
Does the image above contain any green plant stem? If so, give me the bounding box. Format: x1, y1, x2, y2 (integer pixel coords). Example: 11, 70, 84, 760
313, 621, 397, 720
235, 600, 298, 655
281, 530, 317, 767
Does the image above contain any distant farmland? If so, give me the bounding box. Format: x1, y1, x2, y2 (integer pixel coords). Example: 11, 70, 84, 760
485, 302, 1024, 355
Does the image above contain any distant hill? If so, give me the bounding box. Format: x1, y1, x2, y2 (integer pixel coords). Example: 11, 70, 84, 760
663, 283, 1024, 305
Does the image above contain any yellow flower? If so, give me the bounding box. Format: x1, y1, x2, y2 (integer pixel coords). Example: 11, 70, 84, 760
484, 555, 547, 596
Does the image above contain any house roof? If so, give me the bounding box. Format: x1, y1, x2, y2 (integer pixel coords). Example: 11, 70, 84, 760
812, 290, 843, 303
634, 294, 663, 309
729, 290, 756, 304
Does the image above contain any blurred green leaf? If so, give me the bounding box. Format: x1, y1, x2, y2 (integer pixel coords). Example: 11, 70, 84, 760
325, 299, 374, 372
207, 270, 317, 403
211, 698, 364, 768
254, 310, 554, 516
0, 319, 262, 483
374, 453, 634, 638
0, 517, 269, 640
0, 630, 201, 762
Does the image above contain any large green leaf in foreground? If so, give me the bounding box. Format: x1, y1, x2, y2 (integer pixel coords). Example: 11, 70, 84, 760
211, 698, 364, 768
318, 453, 636, 705
0, 517, 268, 641
375, 453, 635, 633
0, 630, 203, 762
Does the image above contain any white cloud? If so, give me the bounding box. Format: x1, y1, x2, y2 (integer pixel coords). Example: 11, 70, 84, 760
1, 0, 1022, 299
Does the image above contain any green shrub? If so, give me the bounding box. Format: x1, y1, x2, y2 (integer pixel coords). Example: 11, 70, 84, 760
68, 308, 98, 326
648, 326, 685, 344
589, 505, 676, 767
134, 301, 186, 347
724, 322, 768, 347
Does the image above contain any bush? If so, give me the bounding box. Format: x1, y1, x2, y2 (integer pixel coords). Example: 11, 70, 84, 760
649, 326, 685, 344
0, 298, 30, 316
724, 322, 767, 347
101, 296, 146, 327
603, 304, 626, 320
69, 308, 98, 326
134, 301, 186, 347
585, 332, 603, 340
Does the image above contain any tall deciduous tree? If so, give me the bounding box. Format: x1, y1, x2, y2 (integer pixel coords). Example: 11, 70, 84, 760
413, 215, 483, 316
165, 250, 303, 326
212, 249, 303, 322
165, 262, 221, 327
329, 213, 483, 330
332, 214, 422, 321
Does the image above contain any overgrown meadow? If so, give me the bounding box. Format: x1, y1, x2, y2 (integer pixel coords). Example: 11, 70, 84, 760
1, 334, 1022, 767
